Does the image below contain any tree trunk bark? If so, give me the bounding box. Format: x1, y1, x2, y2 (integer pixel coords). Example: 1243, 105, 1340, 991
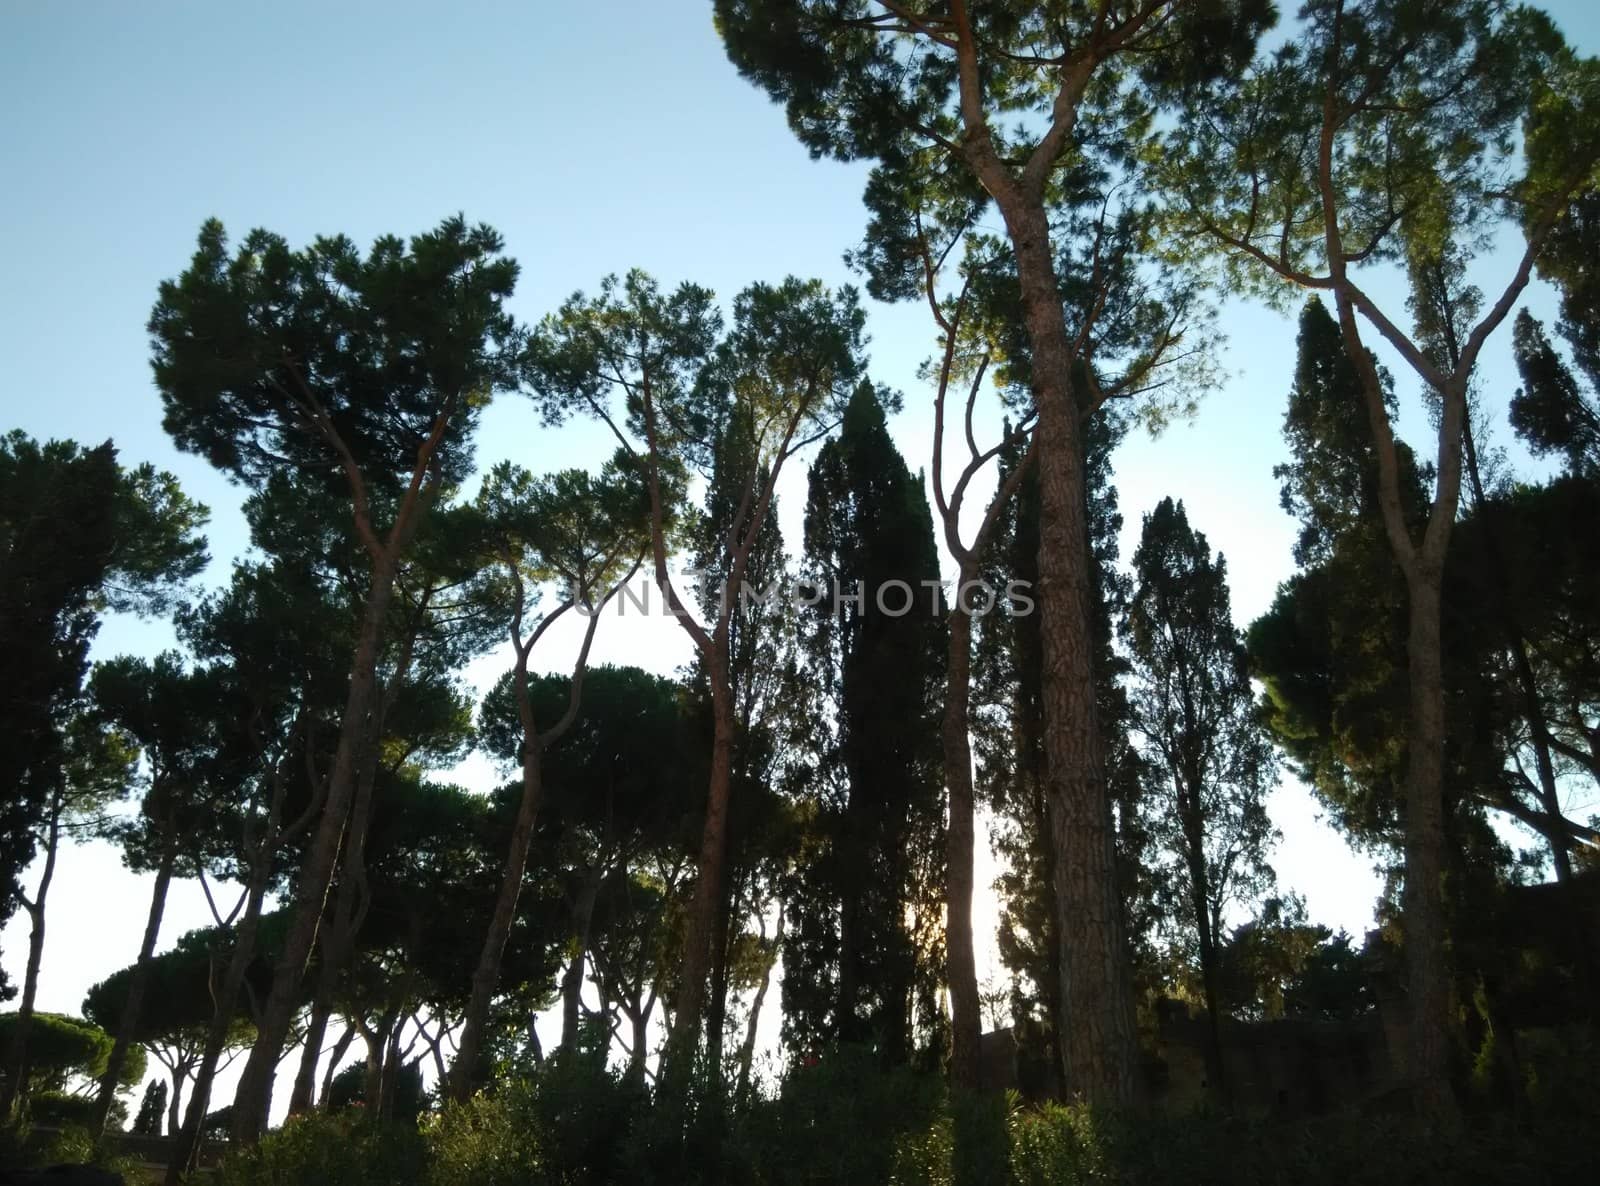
1401, 569, 1459, 1124
665, 670, 736, 1093
287, 973, 335, 1116
451, 730, 547, 1099
706, 870, 734, 1087
944, 601, 983, 1092
1002, 197, 1141, 1110
559, 864, 604, 1058
1331, 288, 1462, 1131
1183, 819, 1227, 1105
229, 559, 397, 1142
165, 1067, 184, 1137
161, 741, 303, 1185
94, 844, 177, 1132
629, 1008, 651, 1085
319, 1024, 356, 1107
1, 794, 60, 1119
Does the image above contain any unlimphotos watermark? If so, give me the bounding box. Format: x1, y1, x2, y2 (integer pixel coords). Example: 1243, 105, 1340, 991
572, 571, 1036, 619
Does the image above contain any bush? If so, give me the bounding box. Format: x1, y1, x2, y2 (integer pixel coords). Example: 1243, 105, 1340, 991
215, 1109, 427, 1186
740, 1044, 946, 1186
27, 1091, 99, 1128
428, 1051, 649, 1186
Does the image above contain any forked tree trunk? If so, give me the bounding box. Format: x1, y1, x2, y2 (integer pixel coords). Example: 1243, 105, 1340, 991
229, 559, 397, 1141
94, 844, 178, 1131
165, 866, 270, 1184
559, 865, 604, 1058
452, 728, 548, 1097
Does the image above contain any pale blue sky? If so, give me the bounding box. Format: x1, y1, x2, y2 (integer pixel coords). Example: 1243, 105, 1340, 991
4, 0, 1597, 1115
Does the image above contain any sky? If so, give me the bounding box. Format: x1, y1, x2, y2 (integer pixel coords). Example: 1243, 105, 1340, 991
3, 0, 1598, 1121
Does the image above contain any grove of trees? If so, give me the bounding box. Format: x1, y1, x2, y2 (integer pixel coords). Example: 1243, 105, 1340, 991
2, 2, 1598, 1184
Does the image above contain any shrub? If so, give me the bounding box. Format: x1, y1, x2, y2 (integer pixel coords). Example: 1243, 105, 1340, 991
215, 1108, 427, 1186
740, 1044, 946, 1186
428, 1051, 649, 1186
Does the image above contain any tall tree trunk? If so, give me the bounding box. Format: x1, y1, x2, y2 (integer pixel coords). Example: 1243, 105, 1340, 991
1401, 570, 1458, 1122
287, 972, 335, 1116
1, 794, 61, 1119
165, 865, 270, 1183
1181, 801, 1227, 1104
628, 1008, 651, 1085
944, 601, 983, 1091
229, 560, 397, 1142
165, 1067, 184, 1137
94, 844, 177, 1132
665, 671, 735, 1092
706, 871, 734, 1086
319, 1024, 356, 1107
559, 864, 604, 1058
378, 1029, 402, 1122
451, 732, 547, 1099
1332, 288, 1462, 1129
735, 902, 782, 1105
1003, 198, 1140, 1109
361, 1021, 388, 1111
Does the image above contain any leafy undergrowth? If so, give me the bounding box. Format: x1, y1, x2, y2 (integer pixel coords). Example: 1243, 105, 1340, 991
209, 1041, 1598, 1186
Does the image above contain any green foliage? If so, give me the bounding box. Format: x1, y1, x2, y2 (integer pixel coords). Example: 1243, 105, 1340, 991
428, 1052, 648, 1186
742, 1044, 945, 1186
0, 430, 206, 950
217, 1109, 428, 1186
1124, 497, 1278, 995
151, 215, 521, 494
26, 1122, 143, 1178
788, 382, 947, 1062
1511, 310, 1600, 475
132, 1076, 166, 1136
327, 1058, 426, 1124
0, 1011, 142, 1095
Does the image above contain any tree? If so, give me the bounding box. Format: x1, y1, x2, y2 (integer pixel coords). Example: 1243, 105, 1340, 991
476, 665, 702, 1085
0, 1012, 143, 1106
447, 457, 649, 1100
150, 214, 524, 1140
1511, 310, 1600, 477
86, 653, 252, 1131
1123, 497, 1278, 1101
158, 522, 356, 1181
0, 431, 205, 1038
797, 381, 946, 1069
714, 0, 1268, 1107
0, 719, 135, 1120
133, 1077, 168, 1136
526, 271, 869, 1096
85, 924, 261, 1139
1164, 0, 1600, 1123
